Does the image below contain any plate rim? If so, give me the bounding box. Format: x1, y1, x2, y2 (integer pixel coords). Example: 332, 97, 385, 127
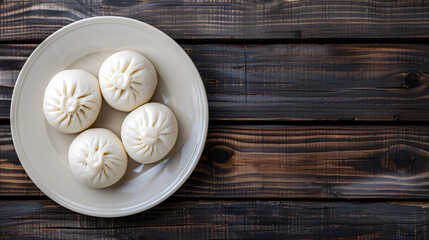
10, 16, 209, 217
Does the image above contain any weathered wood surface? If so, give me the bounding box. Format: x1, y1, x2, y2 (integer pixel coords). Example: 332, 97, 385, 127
3, 124, 429, 199
1, 0, 429, 41
3, 1, 429, 236
1, 200, 429, 239
2, 44, 429, 121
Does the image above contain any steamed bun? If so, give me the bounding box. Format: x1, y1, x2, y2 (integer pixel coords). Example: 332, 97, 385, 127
68, 128, 128, 188
43, 69, 102, 133
121, 103, 178, 164
99, 50, 157, 112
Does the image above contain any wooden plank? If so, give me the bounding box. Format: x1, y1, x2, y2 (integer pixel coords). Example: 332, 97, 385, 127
1, 200, 429, 239
0, 125, 41, 196
1, 0, 429, 41
0, 44, 31, 120
194, 44, 429, 121
186, 125, 429, 198
2, 44, 429, 121
4, 124, 429, 199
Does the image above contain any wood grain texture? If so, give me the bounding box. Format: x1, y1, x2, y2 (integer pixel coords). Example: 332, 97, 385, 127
1, 0, 429, 41
2, 44, 429, 121
192, 44, 429, 121
4, 124, 429, 199
186, 125, 429, 198
1, 200, 429, 239
0, 125, 40, 196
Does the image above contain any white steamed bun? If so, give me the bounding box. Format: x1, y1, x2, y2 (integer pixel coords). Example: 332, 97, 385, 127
68, 128, 128, 188
121, 103, 178, 164
43, 69, 102, 133
99, 50, 157, 112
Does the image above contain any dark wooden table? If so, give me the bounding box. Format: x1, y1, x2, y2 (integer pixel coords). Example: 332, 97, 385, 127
2, 0, 429, 239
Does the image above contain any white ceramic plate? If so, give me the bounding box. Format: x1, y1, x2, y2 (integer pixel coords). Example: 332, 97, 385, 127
11, 16, 208, 217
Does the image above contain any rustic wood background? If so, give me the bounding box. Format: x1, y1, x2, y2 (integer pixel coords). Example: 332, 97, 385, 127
2, 0, 429, 239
